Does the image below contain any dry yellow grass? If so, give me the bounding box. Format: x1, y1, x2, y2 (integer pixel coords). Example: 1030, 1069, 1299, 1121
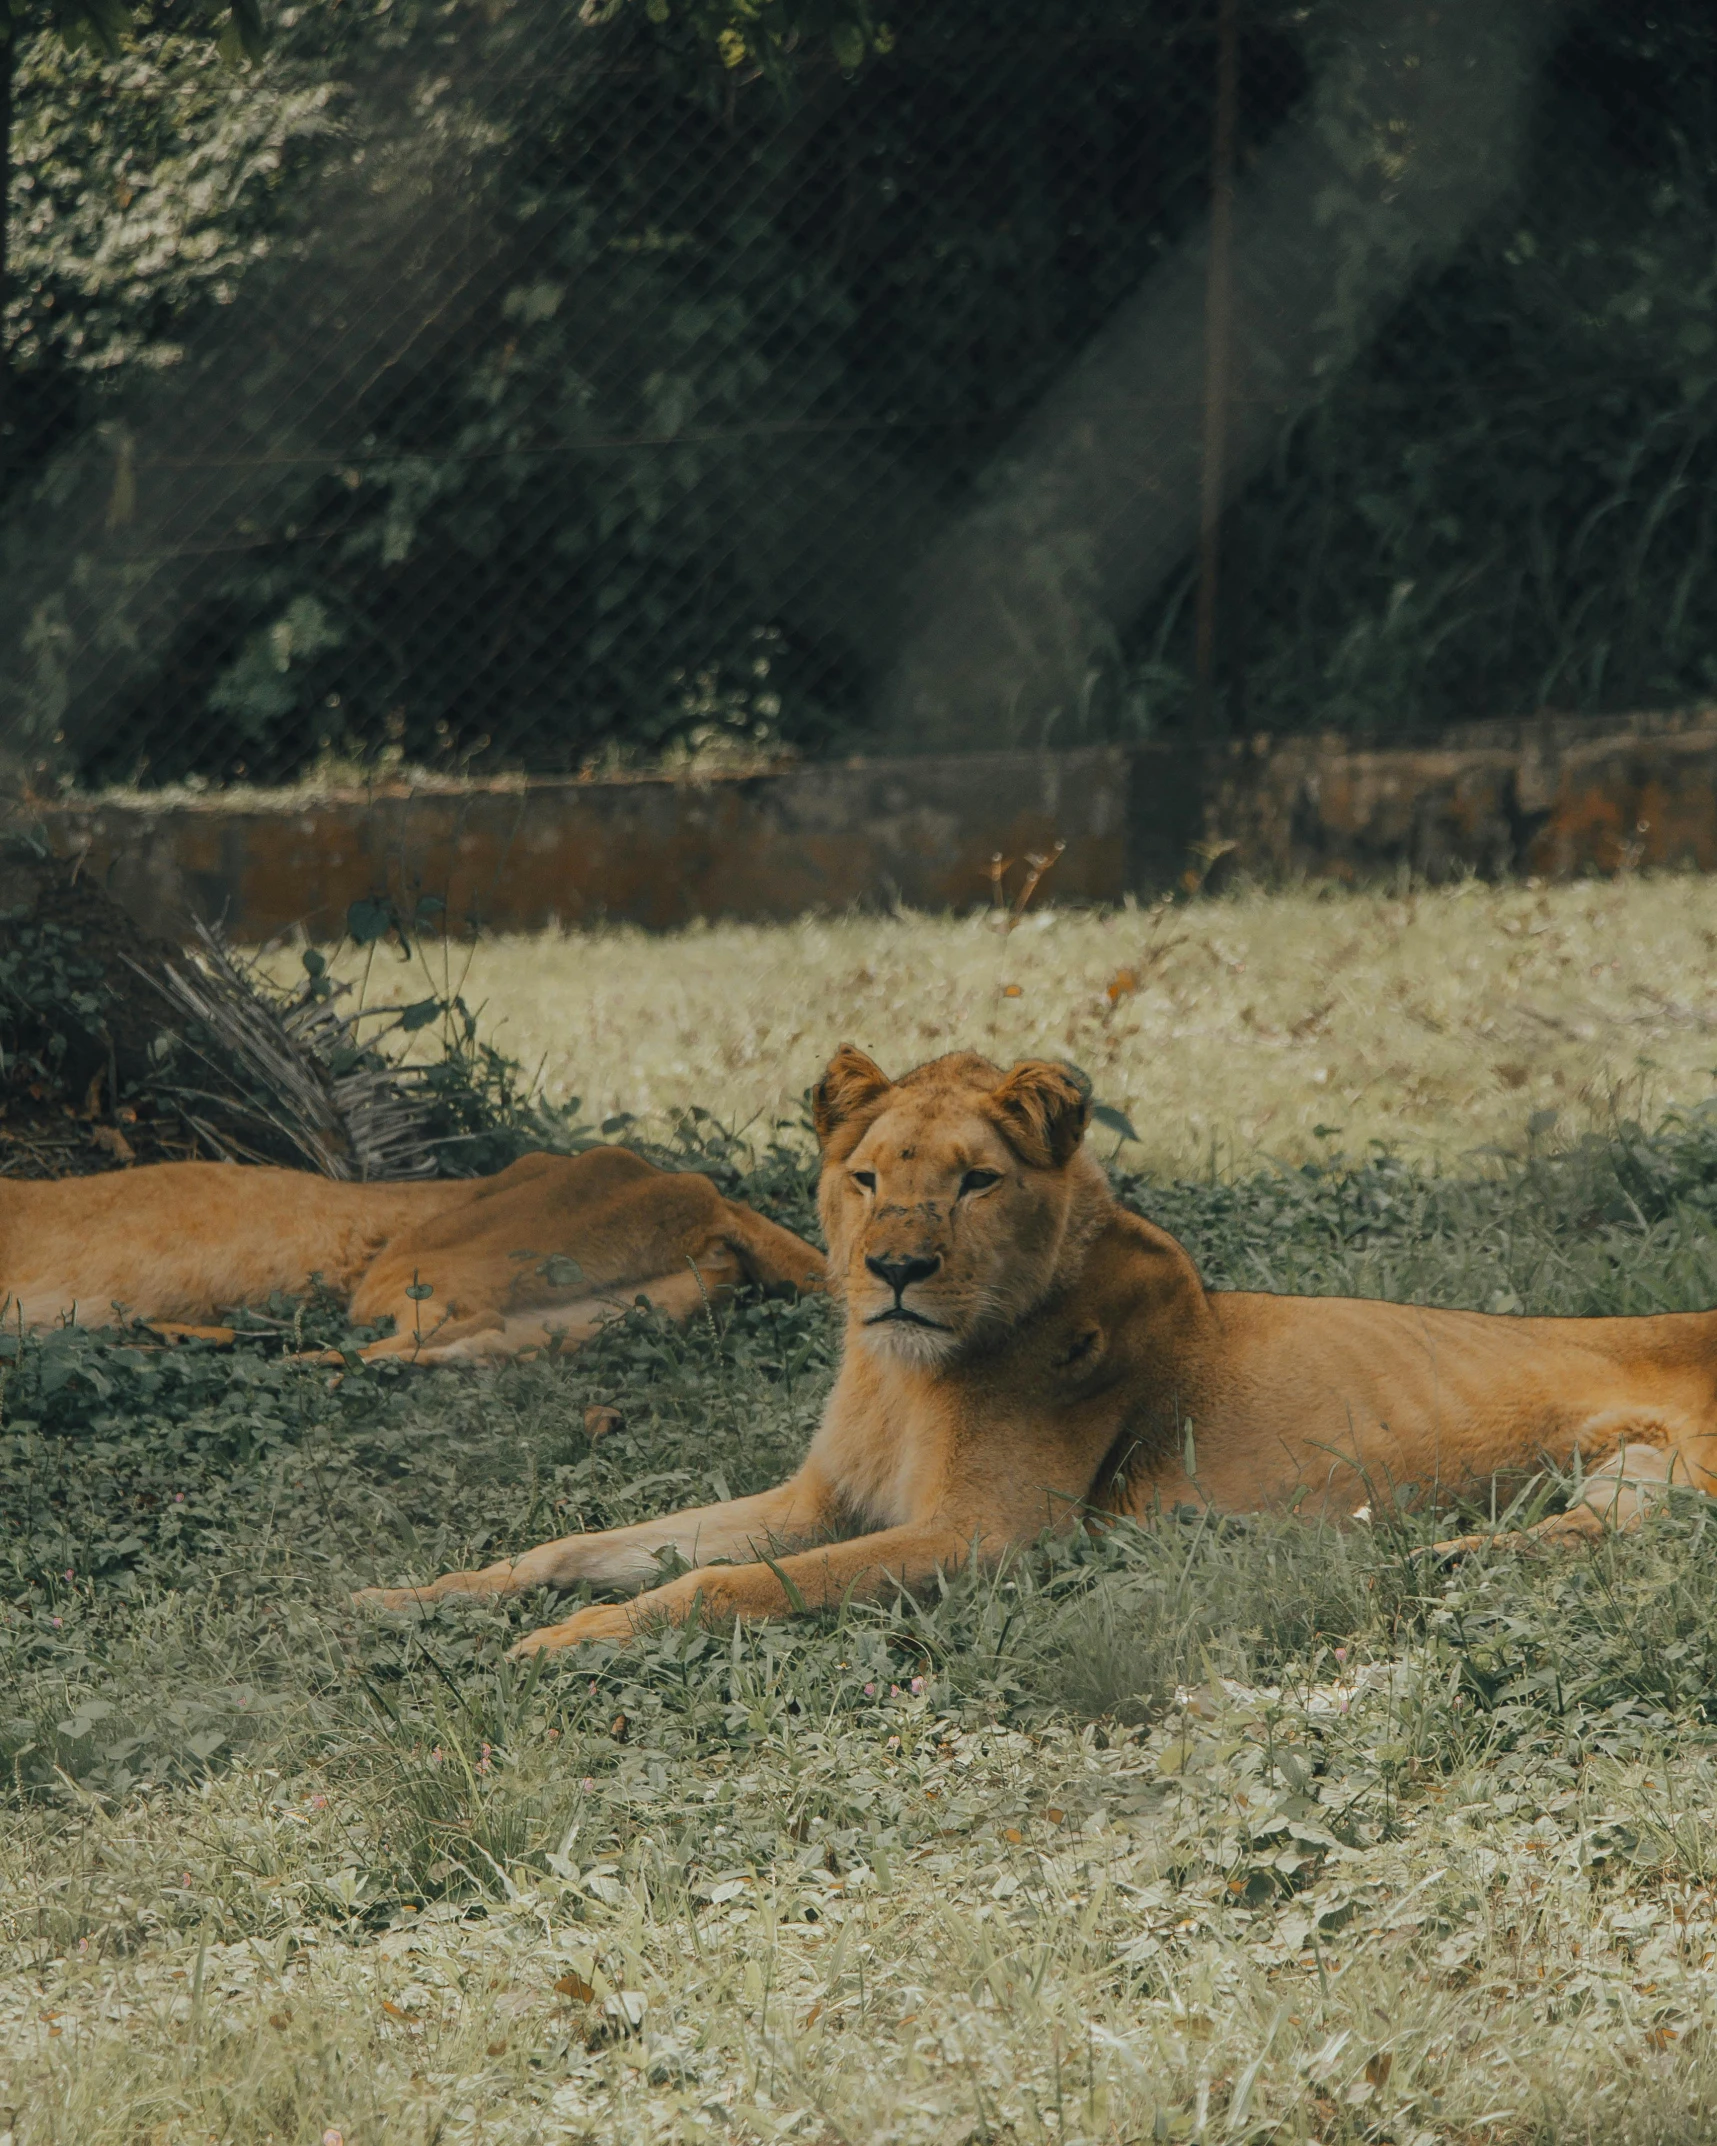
11, 1681, 1717, 2145
320, 872, 1717, 1175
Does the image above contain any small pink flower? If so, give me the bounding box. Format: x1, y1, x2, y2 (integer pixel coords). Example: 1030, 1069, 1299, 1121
889, 1684, 901, 1698
174, 1492, 186, 1503
886, 1735, 900, 1751
910, 1676, 925, 1695
430, 1746, 444, 1765
477, 1741, 493, 1775
307, 1794, 328, 1811
182, 1872, 192, 1889
323, 2131, 345, 2146
64, 1569, 74, 1582
50, 1616, 61, 1629
581, 1776, 595, 1793
863, 1682, 877, 1697
78, 1938, 88, 1952
1334, 1646, 1348, 1664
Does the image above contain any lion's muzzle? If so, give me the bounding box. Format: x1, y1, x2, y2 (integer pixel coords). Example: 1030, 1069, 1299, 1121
862, 1250, 949, 1328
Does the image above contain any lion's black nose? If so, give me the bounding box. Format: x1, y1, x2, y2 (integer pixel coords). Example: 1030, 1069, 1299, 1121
865, 1252, 942, 1298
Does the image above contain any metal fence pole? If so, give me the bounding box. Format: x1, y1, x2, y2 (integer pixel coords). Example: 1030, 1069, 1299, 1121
0, 24, 12, 507
1194, 0, 1238, 735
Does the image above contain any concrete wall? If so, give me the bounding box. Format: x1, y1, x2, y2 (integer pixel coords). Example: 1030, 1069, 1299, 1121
33, 711, 1717, 941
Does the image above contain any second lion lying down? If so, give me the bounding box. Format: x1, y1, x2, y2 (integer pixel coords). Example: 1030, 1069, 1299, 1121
361, 1046, 1717, 1652
4, 1147, 823, 1361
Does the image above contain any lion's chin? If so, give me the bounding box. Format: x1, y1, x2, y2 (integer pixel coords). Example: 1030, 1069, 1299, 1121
857, 1314, 963, 1366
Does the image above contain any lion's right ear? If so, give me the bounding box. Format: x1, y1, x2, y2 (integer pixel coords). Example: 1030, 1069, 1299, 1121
812, 1045, 893, 1151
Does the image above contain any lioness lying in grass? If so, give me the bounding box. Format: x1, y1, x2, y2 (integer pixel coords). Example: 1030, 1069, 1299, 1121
2, 1147, 823, 1361
360, 1047, 1711, 1654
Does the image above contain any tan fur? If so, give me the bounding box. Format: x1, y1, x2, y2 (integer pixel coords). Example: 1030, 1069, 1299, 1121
1, 1149, 822, 1364
358, 1048, 1717, 1653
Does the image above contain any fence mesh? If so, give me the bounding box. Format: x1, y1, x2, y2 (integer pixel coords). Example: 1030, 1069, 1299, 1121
0, 0, 1714, 790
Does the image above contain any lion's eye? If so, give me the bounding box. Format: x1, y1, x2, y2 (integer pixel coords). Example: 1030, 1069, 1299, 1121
852, 1170, 877, 1193
959, 1168, 1002, 1196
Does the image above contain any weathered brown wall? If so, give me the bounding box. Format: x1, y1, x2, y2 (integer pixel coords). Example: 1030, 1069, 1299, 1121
32, 711, 1717, 940
42, 748, 1128, 940
1189, 711, 1717, 885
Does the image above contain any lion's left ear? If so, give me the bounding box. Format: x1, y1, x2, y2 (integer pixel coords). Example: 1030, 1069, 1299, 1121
987, 1060, 1092, 1169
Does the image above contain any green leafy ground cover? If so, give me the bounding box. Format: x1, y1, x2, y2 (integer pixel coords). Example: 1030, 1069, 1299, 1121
11, 1117, 1717, 2140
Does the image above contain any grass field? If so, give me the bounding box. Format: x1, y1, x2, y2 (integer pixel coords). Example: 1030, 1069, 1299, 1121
13, 882, 1717, 2144
323, 874, 1717, 1173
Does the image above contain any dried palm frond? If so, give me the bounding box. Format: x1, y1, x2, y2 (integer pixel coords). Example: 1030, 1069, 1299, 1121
130, 923, 442, 1181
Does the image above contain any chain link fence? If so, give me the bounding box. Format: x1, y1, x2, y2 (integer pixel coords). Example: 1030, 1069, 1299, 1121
0, 0, 1713, 791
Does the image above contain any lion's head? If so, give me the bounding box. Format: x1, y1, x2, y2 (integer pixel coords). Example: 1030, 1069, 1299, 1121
812, 1046, 1104, 1363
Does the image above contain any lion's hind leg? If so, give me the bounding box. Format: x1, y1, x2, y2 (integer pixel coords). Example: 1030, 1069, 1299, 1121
719, 1202, 827, 1295
1432, 1440, 1685, 1557
347, 1259, 749, 1365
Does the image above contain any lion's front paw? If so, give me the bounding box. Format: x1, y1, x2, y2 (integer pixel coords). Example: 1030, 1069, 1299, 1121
353, 1584, 437, 1612
508, 1602, 637, 1657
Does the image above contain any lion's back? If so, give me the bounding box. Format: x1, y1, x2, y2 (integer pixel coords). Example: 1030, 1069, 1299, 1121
2, 1161, 442, 1326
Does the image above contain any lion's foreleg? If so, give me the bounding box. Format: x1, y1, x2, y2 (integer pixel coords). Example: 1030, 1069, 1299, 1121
507, 1518, 992, 1653
353, 1473, 834, 1613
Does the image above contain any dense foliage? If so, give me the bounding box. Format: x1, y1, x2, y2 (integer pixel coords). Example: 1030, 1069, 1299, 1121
0, 0, 1714, 782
